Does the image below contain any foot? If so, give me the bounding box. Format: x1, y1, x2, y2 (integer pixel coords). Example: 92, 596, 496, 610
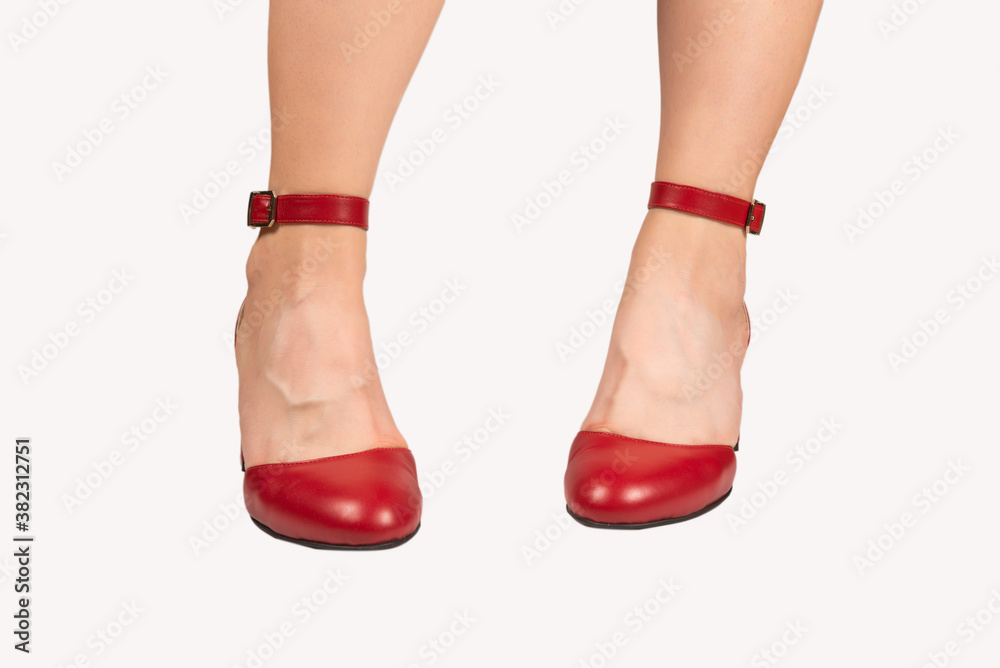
236, 223, 406, 468
581, 207, 749, 447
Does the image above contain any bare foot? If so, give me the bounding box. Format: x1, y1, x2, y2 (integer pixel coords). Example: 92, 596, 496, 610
236, 223, 406, 468
582, 207, 749, 447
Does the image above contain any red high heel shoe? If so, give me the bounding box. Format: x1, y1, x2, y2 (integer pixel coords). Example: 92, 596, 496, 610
563, 181, 764, 528
236, 191, 421, 549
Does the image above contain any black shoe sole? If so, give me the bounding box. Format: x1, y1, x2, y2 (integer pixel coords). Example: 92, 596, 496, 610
251, 518, 420, 550
566, 487, 732, 530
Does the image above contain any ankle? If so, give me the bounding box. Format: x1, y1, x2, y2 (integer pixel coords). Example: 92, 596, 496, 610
245, 225, 367, 296
626, 208, 746, 307
639, 207, 746, 260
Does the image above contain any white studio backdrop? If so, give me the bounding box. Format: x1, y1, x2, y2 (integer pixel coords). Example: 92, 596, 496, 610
3, 0, 999, 666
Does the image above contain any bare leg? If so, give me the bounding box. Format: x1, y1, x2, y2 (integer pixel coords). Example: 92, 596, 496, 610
582, 0, 823, 445
238, 0, 444, 467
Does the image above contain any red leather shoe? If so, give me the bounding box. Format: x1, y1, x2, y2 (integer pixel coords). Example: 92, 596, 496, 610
236, 191, 421, 549
563, 181, 764, 529
244, 449, 421, 549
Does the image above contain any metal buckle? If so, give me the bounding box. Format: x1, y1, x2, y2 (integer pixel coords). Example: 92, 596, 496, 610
247, 191, 276, 228
745, 199, 765, 235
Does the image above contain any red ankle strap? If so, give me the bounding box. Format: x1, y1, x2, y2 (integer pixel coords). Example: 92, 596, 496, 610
247, 191, 369, 230
648, 182, 765, 235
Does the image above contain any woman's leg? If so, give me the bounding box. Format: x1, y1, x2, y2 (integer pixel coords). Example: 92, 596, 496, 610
582, 0, 823, 445
238, 0, 444, 467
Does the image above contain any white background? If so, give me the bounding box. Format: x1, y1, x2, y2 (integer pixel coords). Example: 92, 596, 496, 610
3, 0, 1000, 666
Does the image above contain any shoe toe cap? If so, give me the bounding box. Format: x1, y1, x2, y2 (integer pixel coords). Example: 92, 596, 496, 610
564, 432, 736, 525
244, 448, 422, 547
